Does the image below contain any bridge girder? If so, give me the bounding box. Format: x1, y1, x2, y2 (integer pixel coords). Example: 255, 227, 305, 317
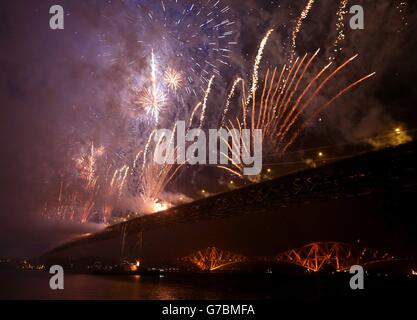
181, 247, 247, 271
181, 242, 394, 272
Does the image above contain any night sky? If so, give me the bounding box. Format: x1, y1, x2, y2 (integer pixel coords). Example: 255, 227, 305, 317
0, 0, 416, 257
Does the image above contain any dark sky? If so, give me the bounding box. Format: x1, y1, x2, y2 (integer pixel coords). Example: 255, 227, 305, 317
0, 0, 416, 258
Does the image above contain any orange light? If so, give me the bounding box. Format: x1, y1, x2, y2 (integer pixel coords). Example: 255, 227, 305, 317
151, 199, 169, 213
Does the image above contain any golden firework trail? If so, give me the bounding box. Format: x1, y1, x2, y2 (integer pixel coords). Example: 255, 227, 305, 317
246, 29, 274, 108
53, 142, 106, 223
139, 50, 166, 123
87, 142, 95, 189
276, 56, 357, 142
110, 165, 130, 198
220, 49, 374, 179
110, 170, 118, 189
140, 126, 184, 212
142, 129, 157, 172
188, 102, 202, 132
74, 141, 103, 192
57, 176, 64, 218
141, 159, 182, 204
330, 0, 349, 61
218, 120, 245, 179
289, 0, 315, 64
283, 71, 377, 152
118, 166, 130, 197
133, 150, 143, 169
81, 196, 95, 224
221, 77, 243, 127
199, 75, 215, 130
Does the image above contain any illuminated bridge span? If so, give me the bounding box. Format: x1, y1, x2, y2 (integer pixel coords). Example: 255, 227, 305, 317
181, 243, 395, 272
181, 247, 247, 271
274, 242, 394, 272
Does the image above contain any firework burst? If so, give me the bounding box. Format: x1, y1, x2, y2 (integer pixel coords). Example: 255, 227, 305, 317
41, 1, 386, 225
138, 87, 167, 123
164, 67, 183, 92
99, 0, 237, 112
137, 51, 167, 123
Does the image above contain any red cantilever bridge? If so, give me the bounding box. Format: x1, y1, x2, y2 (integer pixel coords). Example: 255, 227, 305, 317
181, 242, 395, 272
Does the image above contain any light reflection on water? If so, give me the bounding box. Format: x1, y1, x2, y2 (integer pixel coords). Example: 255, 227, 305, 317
0, 271, 257, 300
3, 270, 414, 300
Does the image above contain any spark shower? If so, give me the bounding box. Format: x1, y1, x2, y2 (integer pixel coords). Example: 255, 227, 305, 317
42, 0, 380, 224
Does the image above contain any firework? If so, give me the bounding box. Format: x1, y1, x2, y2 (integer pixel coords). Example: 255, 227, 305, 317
110, 165, 130, 198
80, 196, 96, 224
137, 51, 167, 123
142, 129, 157, 172
132, 150, 143, 170
246, 29, 274, 107
199, 75, 215, 130
330, 0, 349, 61
42, 2, 383, 225
139, 127, 184, 213
87, 143, 96, 189
219, 30, 375, 179
188, 102, 202, 132
289, 0, 315, 64
164, 67, 183, 91
221, 77, 243, 127
99, 0, 237, 108
57, 177, 64, 218
396, 1, 408, 31
45, 142, 134, 224
138, 88, 166, 123
75, 142, 105, 190
102, 204, 114, 224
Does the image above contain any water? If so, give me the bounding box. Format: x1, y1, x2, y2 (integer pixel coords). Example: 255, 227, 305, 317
0, 271, 269, 300
1, 270, 416, 300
